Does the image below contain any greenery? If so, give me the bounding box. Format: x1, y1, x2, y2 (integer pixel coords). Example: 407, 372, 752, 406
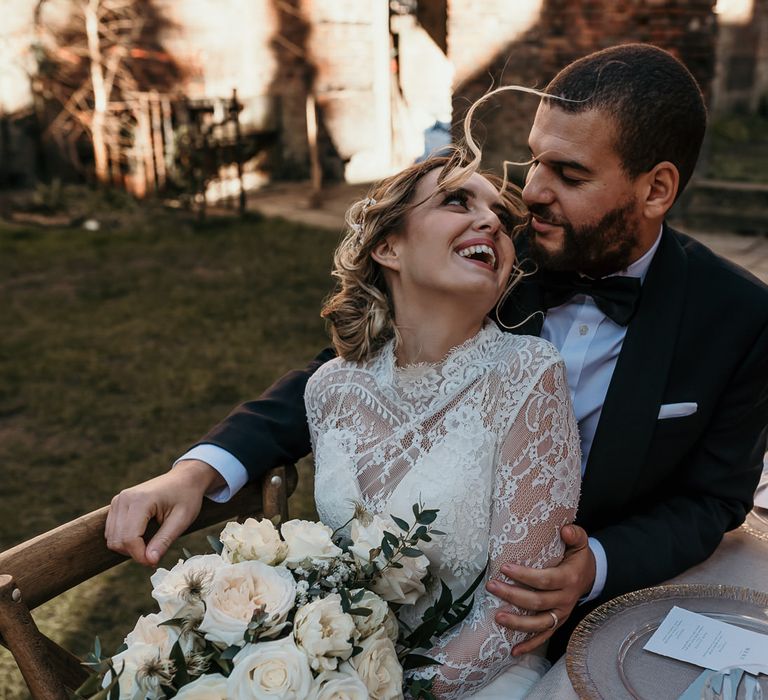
706, 113, 768, 183
0, 201, 338, 698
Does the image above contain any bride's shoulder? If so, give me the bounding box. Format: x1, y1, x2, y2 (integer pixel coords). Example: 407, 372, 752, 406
305, 354, 377, 398
494, 329, 563, 367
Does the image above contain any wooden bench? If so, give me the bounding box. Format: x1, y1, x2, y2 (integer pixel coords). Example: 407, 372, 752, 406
0, 465, 297, 699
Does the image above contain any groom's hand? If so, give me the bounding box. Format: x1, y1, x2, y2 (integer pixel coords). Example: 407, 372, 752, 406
105, 460, 224, 566
486, 524, 596, 656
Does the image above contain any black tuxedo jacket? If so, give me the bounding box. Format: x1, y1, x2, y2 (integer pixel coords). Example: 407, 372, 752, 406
199, 224, 768, 649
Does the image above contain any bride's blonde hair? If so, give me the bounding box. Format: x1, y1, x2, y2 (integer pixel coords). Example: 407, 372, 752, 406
322, 86, 544, 362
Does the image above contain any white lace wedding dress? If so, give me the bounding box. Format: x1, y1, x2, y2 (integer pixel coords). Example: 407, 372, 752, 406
305, 322, 581, 699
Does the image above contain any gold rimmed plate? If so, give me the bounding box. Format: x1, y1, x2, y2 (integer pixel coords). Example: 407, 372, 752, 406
743, 506, 768, 542
566, 584, 768, 700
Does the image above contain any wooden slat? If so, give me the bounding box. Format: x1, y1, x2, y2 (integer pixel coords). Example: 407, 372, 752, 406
0, 465, 297, 612
0, 575, 68, 699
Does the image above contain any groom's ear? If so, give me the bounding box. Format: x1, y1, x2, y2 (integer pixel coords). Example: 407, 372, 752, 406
371, 235, 401, 272
640, 161, 679, 219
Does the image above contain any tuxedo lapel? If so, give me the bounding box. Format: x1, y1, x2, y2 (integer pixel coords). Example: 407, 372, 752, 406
578, 226, 688, 522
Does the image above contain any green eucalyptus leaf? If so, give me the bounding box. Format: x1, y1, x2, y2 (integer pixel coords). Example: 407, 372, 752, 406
402, 653, 440, 670
207, 535, 224, 555
391, 515, 410, 531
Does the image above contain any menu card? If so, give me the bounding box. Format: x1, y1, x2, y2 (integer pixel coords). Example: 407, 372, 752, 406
643, 606, 768, 672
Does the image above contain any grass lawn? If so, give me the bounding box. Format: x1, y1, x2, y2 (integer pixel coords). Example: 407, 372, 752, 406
0, 202, 338, 697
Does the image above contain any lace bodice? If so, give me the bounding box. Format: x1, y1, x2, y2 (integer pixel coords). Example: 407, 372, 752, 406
306, 322, 581, 698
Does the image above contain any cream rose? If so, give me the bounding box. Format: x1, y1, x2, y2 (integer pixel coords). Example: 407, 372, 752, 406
281, 519, 342, 567
227, 637, 313, 699
293, 594, 355, 671
198, 561, 296, 646
382, 608, 400, 643
150, 553, 226, 619
350, 515, 429, 605
221, 517, 288, 565
343, 628, 403, 700
174, 674, 228, 699
313, 669, 370, 700
348, 589, 389, 640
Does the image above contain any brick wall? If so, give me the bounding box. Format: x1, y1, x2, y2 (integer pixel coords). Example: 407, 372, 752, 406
450, 0, 718, 176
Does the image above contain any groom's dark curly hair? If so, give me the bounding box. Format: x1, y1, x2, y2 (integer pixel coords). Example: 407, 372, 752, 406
545, 43, 706, 199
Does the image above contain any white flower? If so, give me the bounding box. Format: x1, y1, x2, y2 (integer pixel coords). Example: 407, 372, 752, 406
151, 553, 226, 619
348, 589, 389, 640
350, 515, 429, 605
281, 519, 342, 567
104, 643, 173, 700
313, 669, 370, 700
343, 628, 403, 700
124, 613, 175, 653
227, 637, 313, 699
221, 517, 288, 565
174, 674, 228, 699
198, 561, 296, 646
382, 608, 400, 643
293, 594, 355, 671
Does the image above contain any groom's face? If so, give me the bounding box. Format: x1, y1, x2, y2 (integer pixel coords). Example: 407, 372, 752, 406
522, 104, 646, 277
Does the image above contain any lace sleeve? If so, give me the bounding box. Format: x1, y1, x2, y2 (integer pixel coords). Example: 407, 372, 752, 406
421, 359, 581, 698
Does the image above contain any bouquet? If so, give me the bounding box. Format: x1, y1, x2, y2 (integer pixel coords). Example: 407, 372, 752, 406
77, 503, 483, 700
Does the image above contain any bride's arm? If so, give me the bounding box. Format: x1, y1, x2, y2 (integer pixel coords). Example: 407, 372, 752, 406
422, 359, 581, 699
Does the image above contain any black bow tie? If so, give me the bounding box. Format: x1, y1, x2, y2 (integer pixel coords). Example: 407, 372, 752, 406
540, 271, 642, 326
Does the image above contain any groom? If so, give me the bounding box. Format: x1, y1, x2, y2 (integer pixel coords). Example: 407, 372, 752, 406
106, 44, 768, 658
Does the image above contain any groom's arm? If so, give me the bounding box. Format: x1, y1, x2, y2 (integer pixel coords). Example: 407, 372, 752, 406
193, 346, 337, 482
105, 347, 336, 565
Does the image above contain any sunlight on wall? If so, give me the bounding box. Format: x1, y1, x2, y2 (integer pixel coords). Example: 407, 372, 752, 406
449, 0, 544, 85
715, 0, 755, 24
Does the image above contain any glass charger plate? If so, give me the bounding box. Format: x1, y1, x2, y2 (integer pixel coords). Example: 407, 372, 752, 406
743, 507, 768, 542
566, 584, 768, 700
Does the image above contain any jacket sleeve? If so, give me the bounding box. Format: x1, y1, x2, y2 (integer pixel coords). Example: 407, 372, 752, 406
192, 347, 337, 481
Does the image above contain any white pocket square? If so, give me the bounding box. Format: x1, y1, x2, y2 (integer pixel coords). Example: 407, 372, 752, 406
658, 402, 698, 419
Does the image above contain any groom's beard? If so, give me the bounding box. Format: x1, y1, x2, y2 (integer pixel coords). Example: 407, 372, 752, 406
525, 197, 640, 278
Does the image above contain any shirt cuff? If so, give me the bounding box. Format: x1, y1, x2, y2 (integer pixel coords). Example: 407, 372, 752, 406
174, 444, 249, 503
581, 537, 608, 603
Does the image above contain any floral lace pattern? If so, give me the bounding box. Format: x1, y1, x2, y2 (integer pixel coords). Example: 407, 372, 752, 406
305, 322, 581, 698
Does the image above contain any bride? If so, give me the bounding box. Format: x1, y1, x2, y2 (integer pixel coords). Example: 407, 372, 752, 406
305, 148, 581, 699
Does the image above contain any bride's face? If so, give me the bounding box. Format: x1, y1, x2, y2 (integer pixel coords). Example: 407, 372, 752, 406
375, 168, 516, 313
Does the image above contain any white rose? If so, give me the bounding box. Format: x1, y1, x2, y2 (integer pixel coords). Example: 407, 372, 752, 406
104, 643, 171, 700
348, 589, 389, 640
174, 674, 228, 699
221, 517, 288, 565
227, 637, 313, 699
313, 669, 370, 700
124, 613, 174, 653
343, 628, 403, 700
350, 516, 429, 605
198, 561, 296, 646
382, 608, 399, 643
151, 553, 226, 619
293, 594, 355, 671
281, 519, 342, 567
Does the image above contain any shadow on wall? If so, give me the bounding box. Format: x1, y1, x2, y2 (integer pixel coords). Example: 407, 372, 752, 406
450, 0, 717, 184
267, 0, 342, 182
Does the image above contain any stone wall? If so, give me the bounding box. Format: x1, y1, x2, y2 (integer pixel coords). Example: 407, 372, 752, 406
712, 0, 768, 113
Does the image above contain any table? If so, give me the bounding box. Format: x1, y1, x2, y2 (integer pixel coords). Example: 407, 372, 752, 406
526, 524, 768, 700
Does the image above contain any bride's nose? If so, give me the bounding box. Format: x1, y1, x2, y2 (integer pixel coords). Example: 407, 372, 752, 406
472, 207, 501, 235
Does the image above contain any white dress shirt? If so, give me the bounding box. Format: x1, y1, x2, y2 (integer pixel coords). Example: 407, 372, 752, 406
179, 228, 664, 601
540, 228, 662, 600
